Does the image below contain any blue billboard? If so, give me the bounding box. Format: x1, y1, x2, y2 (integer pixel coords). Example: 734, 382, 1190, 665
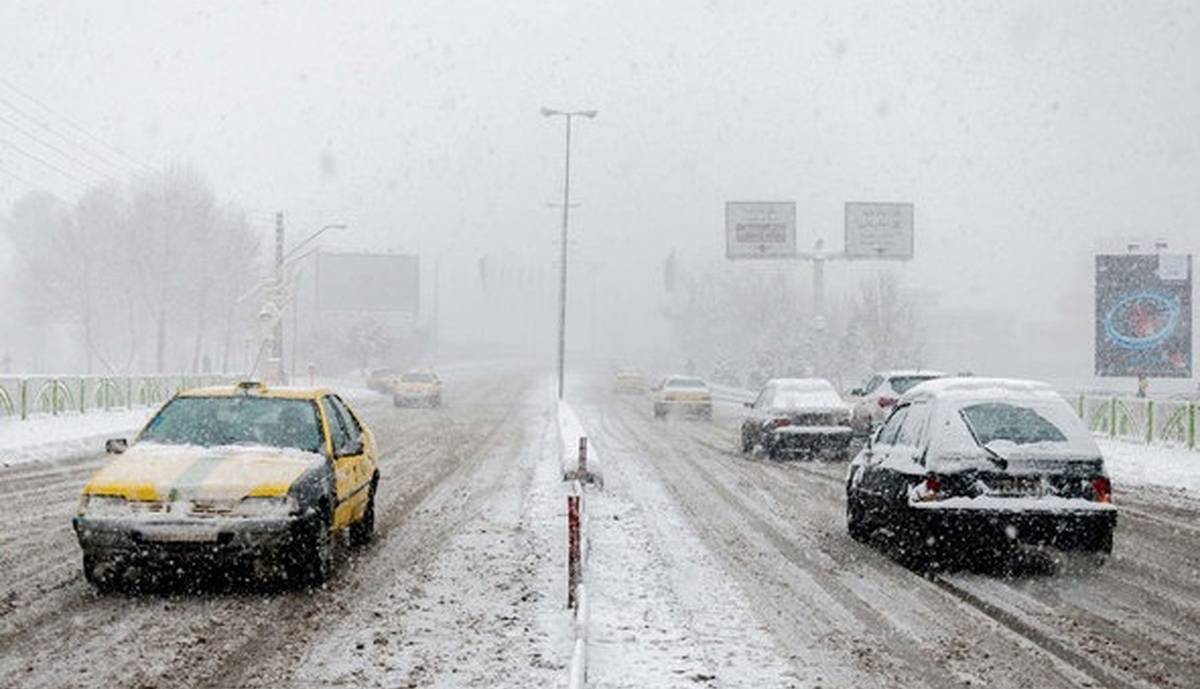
1095, 254, 1192, 378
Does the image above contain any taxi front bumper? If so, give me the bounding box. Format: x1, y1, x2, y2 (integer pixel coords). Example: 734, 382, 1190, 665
73, 511, 319, 564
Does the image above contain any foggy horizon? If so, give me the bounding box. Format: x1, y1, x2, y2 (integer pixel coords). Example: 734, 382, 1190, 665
2, 1, 1198, 392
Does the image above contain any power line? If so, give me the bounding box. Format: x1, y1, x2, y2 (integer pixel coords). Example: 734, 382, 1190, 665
0, 138, 94, 190
0, 94, 134, 178
0, 163, 74, 205
0, 111, 120, 184
0, 78, 149, 172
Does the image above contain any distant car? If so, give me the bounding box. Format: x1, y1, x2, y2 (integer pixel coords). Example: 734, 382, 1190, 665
848, 370, 947, 432
653, 375, 712, 419
845, 377, 1117, 569
613, 368, 647, 394
740, 378, 853, 460
74, 381, 379, 590
392, 370, 443, 407
366, 367, 402, 393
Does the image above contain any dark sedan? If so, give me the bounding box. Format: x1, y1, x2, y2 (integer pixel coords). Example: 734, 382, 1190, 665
740, 378, 853, 460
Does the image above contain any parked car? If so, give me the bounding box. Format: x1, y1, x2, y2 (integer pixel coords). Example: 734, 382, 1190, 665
653, 375, 712, 419
74, 381, 379, 590
848, 370, 947, 432
740, 378, 853, 460
845, 377, 1117, 569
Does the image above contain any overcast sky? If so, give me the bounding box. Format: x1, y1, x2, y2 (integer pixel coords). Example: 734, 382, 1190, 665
2, 0, 1198, 376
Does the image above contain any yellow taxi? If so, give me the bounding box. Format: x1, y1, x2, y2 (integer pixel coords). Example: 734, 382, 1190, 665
652, 375, 713, 419
73, 381, 379, 590
390, 369, 443, 408
612, 367, 647, 394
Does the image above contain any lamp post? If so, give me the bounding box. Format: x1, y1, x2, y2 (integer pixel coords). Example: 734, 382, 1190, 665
541, 107, 597, 400
271, 217, 347, 383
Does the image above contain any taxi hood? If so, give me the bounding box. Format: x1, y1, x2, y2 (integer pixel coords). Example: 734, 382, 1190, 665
83, 442, 325, 502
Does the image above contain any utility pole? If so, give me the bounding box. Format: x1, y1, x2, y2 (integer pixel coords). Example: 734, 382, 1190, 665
541, 107, 598, 399
274, 212, 285, 384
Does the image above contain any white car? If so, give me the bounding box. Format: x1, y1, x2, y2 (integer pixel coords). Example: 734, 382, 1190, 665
848, 370, 946, 432
846, 377, 1117, 568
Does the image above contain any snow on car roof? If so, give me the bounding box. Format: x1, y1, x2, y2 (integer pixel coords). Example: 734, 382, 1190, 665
883, 370, 947, 378
767, 378, 848, 410
770, 377, 836, 392
900, 377, 1056, 403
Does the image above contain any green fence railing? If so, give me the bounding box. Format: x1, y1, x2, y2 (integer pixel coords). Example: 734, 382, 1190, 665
1077, 394, 1197, 450
0, 375, 236, 421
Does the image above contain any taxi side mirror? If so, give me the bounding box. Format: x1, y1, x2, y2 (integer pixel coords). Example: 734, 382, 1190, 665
339, 437, 365, 457
105, 438, 128, 454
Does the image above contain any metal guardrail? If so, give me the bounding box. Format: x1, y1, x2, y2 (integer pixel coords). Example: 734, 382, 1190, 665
0, 375, 236, 421
712, 383, 1197, 451
1076, 394, 1197, 450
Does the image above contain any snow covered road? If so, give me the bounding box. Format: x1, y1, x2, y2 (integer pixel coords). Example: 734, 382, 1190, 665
1, 367, 1198, 688
572, 379, 1200, 689
0, 367, 570, 689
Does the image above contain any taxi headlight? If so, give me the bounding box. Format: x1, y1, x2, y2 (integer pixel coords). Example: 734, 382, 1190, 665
82, 495, 131, 516
234, 495, 298, 518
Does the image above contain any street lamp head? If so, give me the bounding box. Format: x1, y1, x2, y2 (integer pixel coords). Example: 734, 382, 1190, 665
540, 107, 561, 117
578, 110, 599, 119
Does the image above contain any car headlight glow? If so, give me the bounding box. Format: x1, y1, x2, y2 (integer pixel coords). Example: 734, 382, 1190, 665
233, 495, 298, 518
82, 495, 132, 516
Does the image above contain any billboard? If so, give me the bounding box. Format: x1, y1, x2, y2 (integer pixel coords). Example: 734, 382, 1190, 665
725, 202, 796, 259
844, 202, 914, 259
1095, 254, 1192, 378
316, 252, 420, 314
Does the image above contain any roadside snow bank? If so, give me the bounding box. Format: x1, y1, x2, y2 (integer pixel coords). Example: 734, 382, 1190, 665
0, 408, 151, 467
558, 401, 588, 475
1099, 438, 1200, 493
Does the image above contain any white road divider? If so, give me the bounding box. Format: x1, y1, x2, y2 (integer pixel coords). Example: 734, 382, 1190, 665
559, 400, 595, 689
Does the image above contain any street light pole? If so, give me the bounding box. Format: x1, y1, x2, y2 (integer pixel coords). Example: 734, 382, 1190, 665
269, 216, 347, 384
541, 107, 597, 400
274, 212, 285, 383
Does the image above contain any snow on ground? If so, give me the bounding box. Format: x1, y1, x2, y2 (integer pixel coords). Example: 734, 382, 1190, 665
0, 408, 153, 467
1099, 437, 1200, 493
281, 381, 573, 688
563, 400, 796, 689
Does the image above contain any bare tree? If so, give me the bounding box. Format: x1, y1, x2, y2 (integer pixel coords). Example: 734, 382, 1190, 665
838, 270, 924, 376
1, 165, 263, 374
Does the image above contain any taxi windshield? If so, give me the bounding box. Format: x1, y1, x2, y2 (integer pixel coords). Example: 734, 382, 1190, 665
139, 396, 324, 453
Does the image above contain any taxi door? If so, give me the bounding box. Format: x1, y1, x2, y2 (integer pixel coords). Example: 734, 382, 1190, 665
320, 395, 367, 529
331, 394, 374, 519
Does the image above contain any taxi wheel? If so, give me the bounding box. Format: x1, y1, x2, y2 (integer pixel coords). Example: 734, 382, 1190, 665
83, 553, 120, 593
294, 509, 333, 586
350, 479, 377, 547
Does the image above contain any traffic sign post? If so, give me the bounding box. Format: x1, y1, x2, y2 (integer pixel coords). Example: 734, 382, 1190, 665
722, 200, 915, 375
725, 202, 797, 259
844, 202, 914, 260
